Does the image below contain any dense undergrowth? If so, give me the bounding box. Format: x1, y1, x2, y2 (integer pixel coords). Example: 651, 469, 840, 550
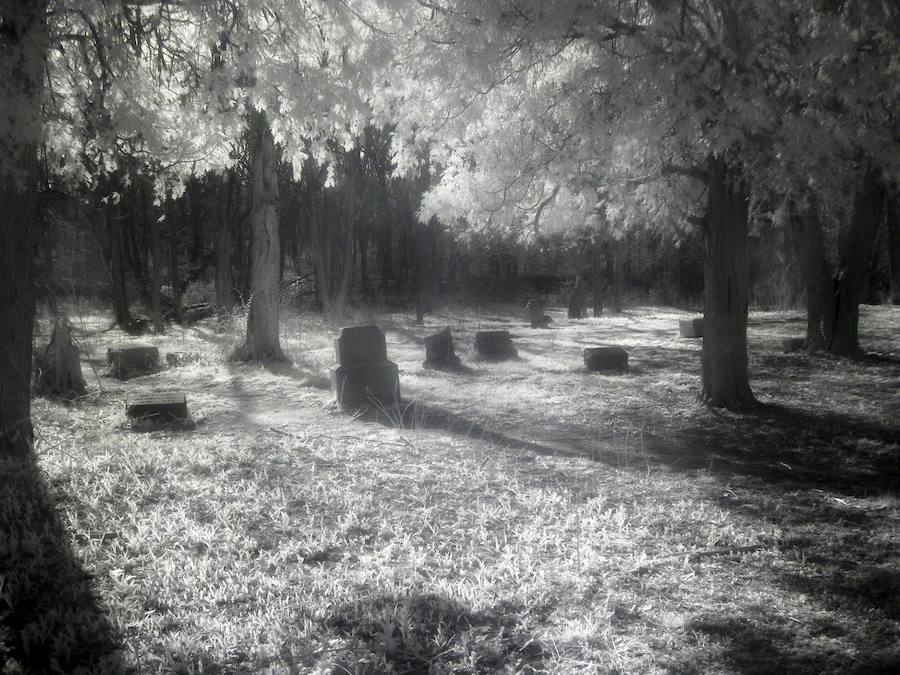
2, 303, 897, 673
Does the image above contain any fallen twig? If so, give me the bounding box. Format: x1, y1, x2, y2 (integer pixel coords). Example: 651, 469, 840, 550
631, 544, 768, 572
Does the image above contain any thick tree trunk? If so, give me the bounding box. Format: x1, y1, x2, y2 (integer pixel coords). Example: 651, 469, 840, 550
231, 109, 286, 362
786, 195, 834, 352
0, 2, 46, 456
568, 275, 587, 318
700, 156, 755, 409
829, 167, 886, 356
887, 194, 900, 305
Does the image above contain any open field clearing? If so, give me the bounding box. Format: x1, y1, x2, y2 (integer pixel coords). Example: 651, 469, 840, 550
3, 304, 898, 674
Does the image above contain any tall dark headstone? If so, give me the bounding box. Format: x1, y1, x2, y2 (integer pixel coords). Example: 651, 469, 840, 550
568, 276, 588, 319
423, 327, 463, 371
330, 325, 400, 409
474, 330, 518, 361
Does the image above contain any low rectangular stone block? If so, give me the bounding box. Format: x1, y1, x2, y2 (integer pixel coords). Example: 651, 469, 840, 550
474, 330, 518, 360
679, 318, 704, 338
584, 347, 628, 371
125, 391, 188, 421
108, 344, 160, 379
331, 360, 400, 409
334, 325, 388, 365
781, 337, 806, 353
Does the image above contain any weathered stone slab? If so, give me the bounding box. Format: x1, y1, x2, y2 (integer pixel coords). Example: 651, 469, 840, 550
679, 318, 704, 338
165, 351, 201, 367
333, 325, 387, 365
781, 337, 806, 353
584, 347, 628, 371
125, 391, 188, 421
526, 300, 552, 328
474, 330, 518, 361
423, 327, 462, 371
331, 361, 400, 409
108, 343, 160, 379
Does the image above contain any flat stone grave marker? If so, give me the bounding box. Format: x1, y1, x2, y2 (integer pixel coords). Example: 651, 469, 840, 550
679, 318, 704, 338
330, 325, 400, 409
108, 343, 160, 379
125, 391, 188, 422
474, 330, 518, 361
423, 327, 463, 371
584, 346, 629, 371
782, 337, 806, 353
166, 351, 201, 367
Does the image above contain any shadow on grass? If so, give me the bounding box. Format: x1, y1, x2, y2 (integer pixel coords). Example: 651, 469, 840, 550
672, 610, 899, 674
313, 592, 548, 673
0, 455, 123, 673
263, 360, 331, 390
649, 402, 900, 495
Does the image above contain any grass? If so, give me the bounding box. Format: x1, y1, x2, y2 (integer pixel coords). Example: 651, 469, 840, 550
2, 302, 898, 673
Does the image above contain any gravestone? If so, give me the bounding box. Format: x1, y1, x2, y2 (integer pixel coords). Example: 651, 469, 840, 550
330, 325, 400, 409
474, 330, 518, 361
584, 347, 629, 372
125, 391, 188, 422
166, 351, 201, 368
679, 318, 704, 338
423, 327, 463, 371
108, 343, 160, 379
526, 300, 552, 328
781, 337, 806, 353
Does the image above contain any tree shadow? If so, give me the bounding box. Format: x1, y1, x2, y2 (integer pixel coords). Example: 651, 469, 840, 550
0, 455, 124, 672
645, 402, 899, 495
675, 611, 898, 674
307, 592, 548, 673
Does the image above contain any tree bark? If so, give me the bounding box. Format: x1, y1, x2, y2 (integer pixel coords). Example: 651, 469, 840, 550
166, 192, 183, 324
887, 193, 900, 305
0, 1, 46, 456
231, 109, 286, 362
215, 169, 235, 320
787, 195, 834, 351
591, 238, 603, 317
107, 197, 131, 328
829, 166, 886, 356
700, 156, 755, 409
145, 181, 164, 333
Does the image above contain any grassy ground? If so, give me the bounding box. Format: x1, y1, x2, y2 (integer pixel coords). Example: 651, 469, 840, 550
2, 303, 898, 674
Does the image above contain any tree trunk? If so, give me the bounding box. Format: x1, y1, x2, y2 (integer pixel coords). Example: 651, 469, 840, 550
568, 275, 587, 319
607, 237, 623, 314
0, 1, 46, 456
148, 183, 164, 333
167, 193, 183, 324
700, 156, 755, 409
887, 194, 900, 305
231, 109, 286, 362
829, 167, 886, 356
787, 195, 834, 351
591, 238, 603, 316
215, 169, 235, 320
107, 198, 131, 328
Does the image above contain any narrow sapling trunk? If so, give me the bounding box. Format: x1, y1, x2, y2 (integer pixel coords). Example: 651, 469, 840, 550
231, 109, 287, 362
0, 2, 46, 455
700, 156, 755, 409
146, 183, 164, 333
887, 194, 900, 305
107, 198, 131, 328
215, 169, 235, 321
167, 193, 183, 324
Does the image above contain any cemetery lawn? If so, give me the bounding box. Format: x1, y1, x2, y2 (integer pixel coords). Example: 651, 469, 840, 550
6, 304, 899, 673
